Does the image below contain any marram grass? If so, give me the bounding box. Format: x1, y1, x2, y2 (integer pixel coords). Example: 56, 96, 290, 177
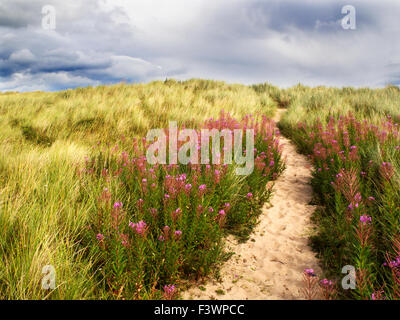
0, 79, 279, 299
1, 79, 400, 300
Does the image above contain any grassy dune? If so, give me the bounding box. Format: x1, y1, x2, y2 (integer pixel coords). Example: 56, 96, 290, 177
0, 79, 279, 299
2, 79, 400, 299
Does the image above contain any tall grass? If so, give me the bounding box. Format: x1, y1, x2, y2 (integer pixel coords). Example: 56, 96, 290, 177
0, 79, 280, 299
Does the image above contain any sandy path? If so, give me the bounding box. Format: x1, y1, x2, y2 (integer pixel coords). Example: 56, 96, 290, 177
183, 109, 322, 300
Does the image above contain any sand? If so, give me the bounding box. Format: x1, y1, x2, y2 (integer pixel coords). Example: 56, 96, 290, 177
182, 109, 322, 300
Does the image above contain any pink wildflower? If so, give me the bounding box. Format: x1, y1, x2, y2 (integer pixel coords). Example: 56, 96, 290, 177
96, 233, 104, 241
113, 202, 123, 208
304, 269, 316, 277
130, 220, 148, 237
162, 284, 176, 300
175, 230, 182, 240
360, 215, 372, 225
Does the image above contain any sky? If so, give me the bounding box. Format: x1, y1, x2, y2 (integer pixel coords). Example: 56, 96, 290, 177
0, 0, 399, 91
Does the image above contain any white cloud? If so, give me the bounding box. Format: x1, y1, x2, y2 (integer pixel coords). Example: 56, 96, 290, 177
1, 0, 400, 91
9, 49, 35, 63
0, 71, 99, 92
105, 56, 163, 79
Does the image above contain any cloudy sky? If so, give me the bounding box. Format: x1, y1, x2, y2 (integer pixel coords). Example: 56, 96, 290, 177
0, 0, 399, 91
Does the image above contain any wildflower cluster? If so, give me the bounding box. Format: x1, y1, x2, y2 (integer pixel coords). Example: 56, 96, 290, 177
301, 268, 336, 300
80, 111, 284, 299
284, 113, 400, 299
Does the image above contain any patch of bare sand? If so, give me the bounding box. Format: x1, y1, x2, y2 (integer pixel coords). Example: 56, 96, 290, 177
182, 109, 322, 300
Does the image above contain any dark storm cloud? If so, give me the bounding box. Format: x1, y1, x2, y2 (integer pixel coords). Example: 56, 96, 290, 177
0, 1, 42, 28
250, 0, 379, 32
0, 0, 399, 91
0, 0, 166, 91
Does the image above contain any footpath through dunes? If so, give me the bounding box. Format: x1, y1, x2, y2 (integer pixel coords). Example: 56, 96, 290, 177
183, 109, 322, 300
